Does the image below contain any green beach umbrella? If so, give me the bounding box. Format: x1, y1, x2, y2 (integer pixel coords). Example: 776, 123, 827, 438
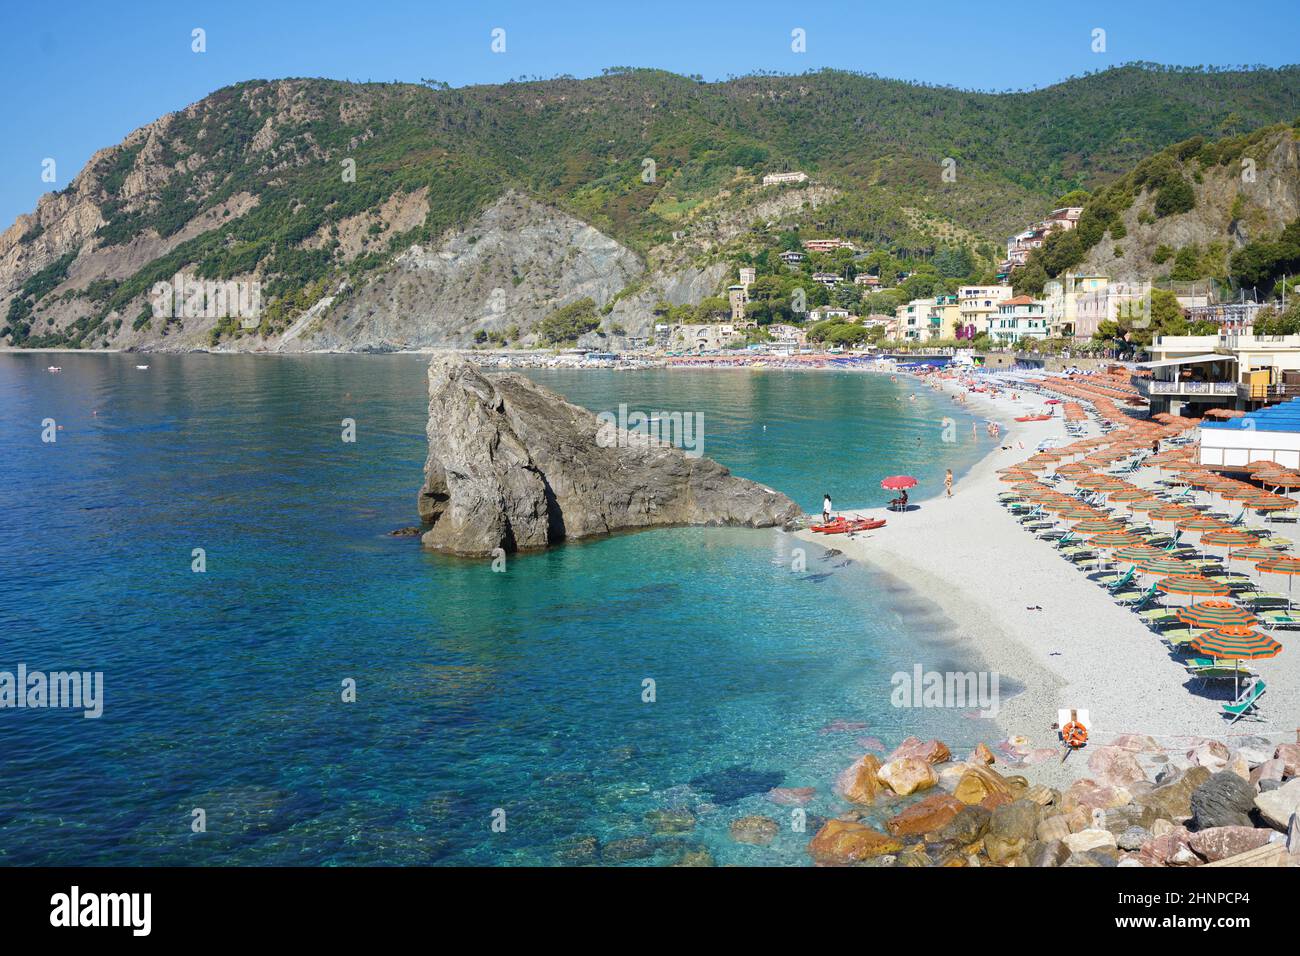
1087, 531, 1147, 549
1156, 575, 1232, 603
1113, 545, 1165, 563
1072, 518, 1125, 533
1175, 601, 1259, 629
1190, 625, 1283, 694
1256, 556, 1300, 609
1136, 557, 1191, 576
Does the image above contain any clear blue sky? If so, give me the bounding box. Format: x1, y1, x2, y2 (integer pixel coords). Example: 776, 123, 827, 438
1, 0, 1296, 227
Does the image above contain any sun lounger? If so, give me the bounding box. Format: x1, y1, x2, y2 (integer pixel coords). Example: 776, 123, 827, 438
1256, 610, 1300, 628
1223, 679, 1267, 723
1138, 608, 1181, 628
1117, 584, 1159, 609
1093, 567, 1136, 591
1239, 593, 1291, 607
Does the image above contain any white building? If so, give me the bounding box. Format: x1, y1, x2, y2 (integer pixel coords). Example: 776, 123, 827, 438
988, 295, 1049, 344
762, 171, 809, 186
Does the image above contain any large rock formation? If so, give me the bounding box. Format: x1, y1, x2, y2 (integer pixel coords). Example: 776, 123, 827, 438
417, 354, 801, 555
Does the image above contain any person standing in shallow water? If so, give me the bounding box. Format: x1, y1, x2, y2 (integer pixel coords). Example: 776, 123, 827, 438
945, 469, 954, 497
822, 493, 833, 524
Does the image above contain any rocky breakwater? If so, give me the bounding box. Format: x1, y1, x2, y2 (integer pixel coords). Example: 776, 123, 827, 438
416, 353, 802, 556
811, 734, 1300, 867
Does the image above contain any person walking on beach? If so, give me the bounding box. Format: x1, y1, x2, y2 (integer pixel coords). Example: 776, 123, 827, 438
945, 469, 954, 498
822, 492, 833, 524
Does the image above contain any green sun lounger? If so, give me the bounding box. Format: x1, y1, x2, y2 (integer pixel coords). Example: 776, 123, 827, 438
1223, 679, 1267, 723
1117, 584, 1158, 609
1094, 567, 1136, 591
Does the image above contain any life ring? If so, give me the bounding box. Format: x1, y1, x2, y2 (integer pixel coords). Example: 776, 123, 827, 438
1061, 721, 1088, 748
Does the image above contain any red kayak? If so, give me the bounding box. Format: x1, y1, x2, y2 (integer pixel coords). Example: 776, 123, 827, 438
1014, 414, 1053, 422
812, 517, 887, 534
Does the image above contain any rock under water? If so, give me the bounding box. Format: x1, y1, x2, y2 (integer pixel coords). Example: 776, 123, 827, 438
417, 354, 802, 555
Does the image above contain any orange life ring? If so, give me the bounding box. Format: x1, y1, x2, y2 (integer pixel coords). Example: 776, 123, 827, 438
1062, 721, 1088, 748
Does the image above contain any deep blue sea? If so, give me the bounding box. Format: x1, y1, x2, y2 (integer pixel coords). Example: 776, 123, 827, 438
0, 353, 1002, 866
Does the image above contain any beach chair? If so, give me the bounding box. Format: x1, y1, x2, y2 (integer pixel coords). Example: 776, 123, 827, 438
1138, 608, 1181, 629
1222, 679, 1267, 724
1117, 583, 1159, 609
1239, 592, 1291, 607
1227, 510, 1246, 527
1060, 547, 1098, 563
1092, 566, 1135, 591
1161, 627, 1200, 650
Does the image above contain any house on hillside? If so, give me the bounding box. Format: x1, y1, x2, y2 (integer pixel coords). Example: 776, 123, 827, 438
762, 171, 809, 186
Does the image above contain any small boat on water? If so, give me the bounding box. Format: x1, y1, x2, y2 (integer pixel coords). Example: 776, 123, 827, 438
47, 366, 61, 372
135, 364, 150, 370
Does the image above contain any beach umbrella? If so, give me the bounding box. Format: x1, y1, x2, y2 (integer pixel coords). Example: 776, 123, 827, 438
1058, 507, 1106, 520
1091, 480, 1134, 493
1247, 496, 1298, 513
1071, 518, 1125, 533
1156, 575, 1232, 602
1149, 506, 1198, 522
1113, 545, 1166, 563
1126, 498, 1167, 512
1263, 473, 1300, 491
1088, 532, 1147, 549
1219, 486, 1261, 501
1256, 556, 1300, 608
881, 475, 918, 490
1110, 489, 1155, 502
1176, 516, 1230, 532
1176, 601, 1259, 629
1190, 625, 1283, 694
1136, 557, 1191, 576
1201, 529, 1260, 548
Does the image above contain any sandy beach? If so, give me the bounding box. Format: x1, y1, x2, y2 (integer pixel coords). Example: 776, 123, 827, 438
796, 371, 1300, 789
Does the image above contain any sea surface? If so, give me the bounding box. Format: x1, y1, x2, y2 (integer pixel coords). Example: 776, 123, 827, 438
0, 353, 1006, 865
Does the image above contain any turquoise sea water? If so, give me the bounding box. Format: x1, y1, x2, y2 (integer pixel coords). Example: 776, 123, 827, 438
0, 354, 1003, 865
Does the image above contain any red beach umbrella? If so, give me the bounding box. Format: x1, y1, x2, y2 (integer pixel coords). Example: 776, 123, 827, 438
881, 476, 918, 491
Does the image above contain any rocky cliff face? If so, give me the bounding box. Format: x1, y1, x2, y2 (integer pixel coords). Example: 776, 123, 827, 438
417, 354, 801, 555
1080, 129, 1300, 281
284, 192, 644, 351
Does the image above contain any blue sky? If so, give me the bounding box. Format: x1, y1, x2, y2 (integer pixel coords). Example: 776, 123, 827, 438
1, 0, 1296, 226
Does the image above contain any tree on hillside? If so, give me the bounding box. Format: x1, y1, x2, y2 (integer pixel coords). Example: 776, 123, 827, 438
537, 298, 600, 343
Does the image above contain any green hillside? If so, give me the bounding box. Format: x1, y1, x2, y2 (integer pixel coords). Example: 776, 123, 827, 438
8, 63, 1300, 348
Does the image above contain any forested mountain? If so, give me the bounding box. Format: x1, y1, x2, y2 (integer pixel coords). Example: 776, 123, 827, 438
1013, 121, 1300, 295
5, 63, 1300, 350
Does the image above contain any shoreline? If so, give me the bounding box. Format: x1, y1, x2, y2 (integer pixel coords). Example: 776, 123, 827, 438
796, 369, 1300, 790
795, 378, 1079, 787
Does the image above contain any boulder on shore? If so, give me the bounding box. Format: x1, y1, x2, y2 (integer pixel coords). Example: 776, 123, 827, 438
417, 354, 801, 555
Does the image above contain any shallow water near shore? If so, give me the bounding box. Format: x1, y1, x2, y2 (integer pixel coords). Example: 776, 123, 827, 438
1, 353, 1005, 865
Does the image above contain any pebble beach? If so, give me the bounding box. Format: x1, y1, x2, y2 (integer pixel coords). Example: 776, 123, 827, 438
788, 365, 1300, 866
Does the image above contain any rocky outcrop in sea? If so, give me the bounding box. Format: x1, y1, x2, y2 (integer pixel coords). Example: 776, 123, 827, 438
417, 354, 802, 556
